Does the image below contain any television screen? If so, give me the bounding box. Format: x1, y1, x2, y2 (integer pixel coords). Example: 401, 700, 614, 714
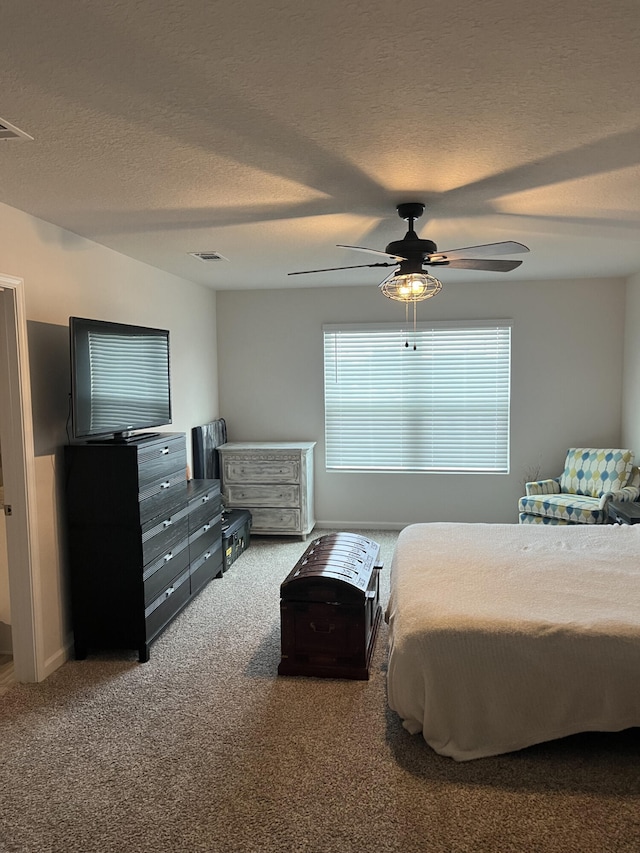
70, 317, 172, 441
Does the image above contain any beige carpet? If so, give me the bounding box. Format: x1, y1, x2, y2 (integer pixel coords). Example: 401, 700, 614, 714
1, 528, 639, 853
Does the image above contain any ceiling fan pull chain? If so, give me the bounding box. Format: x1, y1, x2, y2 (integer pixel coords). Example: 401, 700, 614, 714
402, 300, 418, 350
405, 302, 410, 347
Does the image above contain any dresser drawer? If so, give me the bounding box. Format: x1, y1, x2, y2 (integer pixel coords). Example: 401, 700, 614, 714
190, 554, 223, 594
143, 540, 191, 606
189, 514, 222, 555
144, 568, 191, 641
190, 532, 223, 568
137, 437, 187, 490
189, 487, 221, 530
189, 535, 223, 593
251, 507, 301, 532
222, 457, 300, 484
139, 475, 188, 524
226, 483, 300, 507
141, 505, 190, 566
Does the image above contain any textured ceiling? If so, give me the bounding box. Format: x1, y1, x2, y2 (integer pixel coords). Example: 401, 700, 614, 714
1, 0, 640, 290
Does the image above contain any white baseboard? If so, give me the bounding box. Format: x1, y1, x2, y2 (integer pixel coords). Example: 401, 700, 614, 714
314, 521, 406, 531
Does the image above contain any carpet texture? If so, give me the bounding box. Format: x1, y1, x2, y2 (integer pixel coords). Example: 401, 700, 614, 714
0, 529, 639, 853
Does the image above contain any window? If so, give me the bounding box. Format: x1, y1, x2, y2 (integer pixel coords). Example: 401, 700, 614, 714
323, 320, 512, 473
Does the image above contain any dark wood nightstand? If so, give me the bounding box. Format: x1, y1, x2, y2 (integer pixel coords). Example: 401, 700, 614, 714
607, 500, 640, 525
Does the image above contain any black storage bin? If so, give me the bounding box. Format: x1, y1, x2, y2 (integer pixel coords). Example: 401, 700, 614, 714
222, 508, 252, 571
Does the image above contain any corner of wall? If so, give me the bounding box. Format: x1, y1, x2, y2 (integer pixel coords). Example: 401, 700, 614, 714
622, 272, 640, 454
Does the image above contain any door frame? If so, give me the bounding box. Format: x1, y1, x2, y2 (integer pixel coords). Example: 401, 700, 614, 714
0, 274, 43, 682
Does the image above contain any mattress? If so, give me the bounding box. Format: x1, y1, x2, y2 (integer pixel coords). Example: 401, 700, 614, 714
385, 522, 640, 761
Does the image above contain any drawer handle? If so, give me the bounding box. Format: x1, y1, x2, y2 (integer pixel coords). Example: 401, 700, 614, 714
165, 586, 174, 598
201, 494, 210, 503
310, 622, 335, 634
203, 523, 211, 532
160, 481, 171, 490
164, 552, 173, 562
161, 447, 169, 455
203, 551, 211, 561
162, 519, 173, 528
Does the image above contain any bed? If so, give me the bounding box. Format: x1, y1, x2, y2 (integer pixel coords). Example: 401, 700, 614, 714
385, 522, 640, 761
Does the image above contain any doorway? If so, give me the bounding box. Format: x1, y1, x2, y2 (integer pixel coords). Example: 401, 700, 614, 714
0, 275, 43, 682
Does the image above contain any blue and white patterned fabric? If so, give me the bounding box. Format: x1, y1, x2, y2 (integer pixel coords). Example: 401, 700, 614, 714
518, 449, 639, 525
559, 448, 634, 496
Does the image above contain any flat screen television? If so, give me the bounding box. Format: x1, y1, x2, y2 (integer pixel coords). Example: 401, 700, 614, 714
69, 316, 172, 442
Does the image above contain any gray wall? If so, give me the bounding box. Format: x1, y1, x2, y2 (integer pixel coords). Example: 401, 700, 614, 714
217, 276, 628, 527
0, 200, 219, 676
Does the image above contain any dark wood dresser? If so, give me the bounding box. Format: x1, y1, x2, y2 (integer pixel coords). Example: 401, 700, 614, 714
278, 532, 383, 680
64, 432, 222, 662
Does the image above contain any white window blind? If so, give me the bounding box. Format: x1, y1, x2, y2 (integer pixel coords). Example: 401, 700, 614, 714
323, 321, 512, 473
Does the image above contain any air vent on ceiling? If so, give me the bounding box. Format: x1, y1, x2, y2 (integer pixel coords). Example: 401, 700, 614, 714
188, 251, 229, 263
0, 117, 34, 141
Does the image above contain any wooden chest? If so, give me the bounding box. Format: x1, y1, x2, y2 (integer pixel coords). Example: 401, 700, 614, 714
278, 532, 383, 680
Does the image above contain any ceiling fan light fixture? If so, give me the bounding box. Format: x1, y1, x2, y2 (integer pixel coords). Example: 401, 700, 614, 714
380, 271, 443, 302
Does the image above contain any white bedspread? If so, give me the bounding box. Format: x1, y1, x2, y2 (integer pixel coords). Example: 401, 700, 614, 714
386, 522, 640, 761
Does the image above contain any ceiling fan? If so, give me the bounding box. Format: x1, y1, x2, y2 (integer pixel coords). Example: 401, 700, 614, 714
288, 202, 529, 301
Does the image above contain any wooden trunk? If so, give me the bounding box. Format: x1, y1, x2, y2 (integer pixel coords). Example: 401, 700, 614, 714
278, 532, 383, 680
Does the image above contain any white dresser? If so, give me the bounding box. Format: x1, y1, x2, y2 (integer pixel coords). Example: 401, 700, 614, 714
217, 442, 316, 539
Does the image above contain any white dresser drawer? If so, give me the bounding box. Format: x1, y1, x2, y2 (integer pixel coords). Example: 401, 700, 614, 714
223, 457, 300, 484
226, 483, 300, 507
250, 507, 301, 532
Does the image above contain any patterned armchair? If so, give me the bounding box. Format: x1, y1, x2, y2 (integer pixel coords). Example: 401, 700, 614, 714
518, 448, 640, 525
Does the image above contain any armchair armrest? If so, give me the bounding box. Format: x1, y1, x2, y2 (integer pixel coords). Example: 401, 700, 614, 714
525, 478, 561, 496
598, 485, 640, 510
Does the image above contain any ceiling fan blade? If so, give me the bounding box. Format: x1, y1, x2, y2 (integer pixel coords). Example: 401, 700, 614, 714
337, 244, 407, 261
288, 262, 397, 276
431, 258, 523, 272
429, 241, 529, 261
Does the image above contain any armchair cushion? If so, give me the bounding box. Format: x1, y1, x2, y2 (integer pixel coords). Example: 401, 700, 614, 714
559, 448, 634, 497
518, 493, 606, 524
519, 513, 574, 525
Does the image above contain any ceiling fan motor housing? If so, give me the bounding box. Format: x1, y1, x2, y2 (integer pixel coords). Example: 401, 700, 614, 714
385, 237, 438, 258
396, 257, 430, 275
387, 202, 437, 258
